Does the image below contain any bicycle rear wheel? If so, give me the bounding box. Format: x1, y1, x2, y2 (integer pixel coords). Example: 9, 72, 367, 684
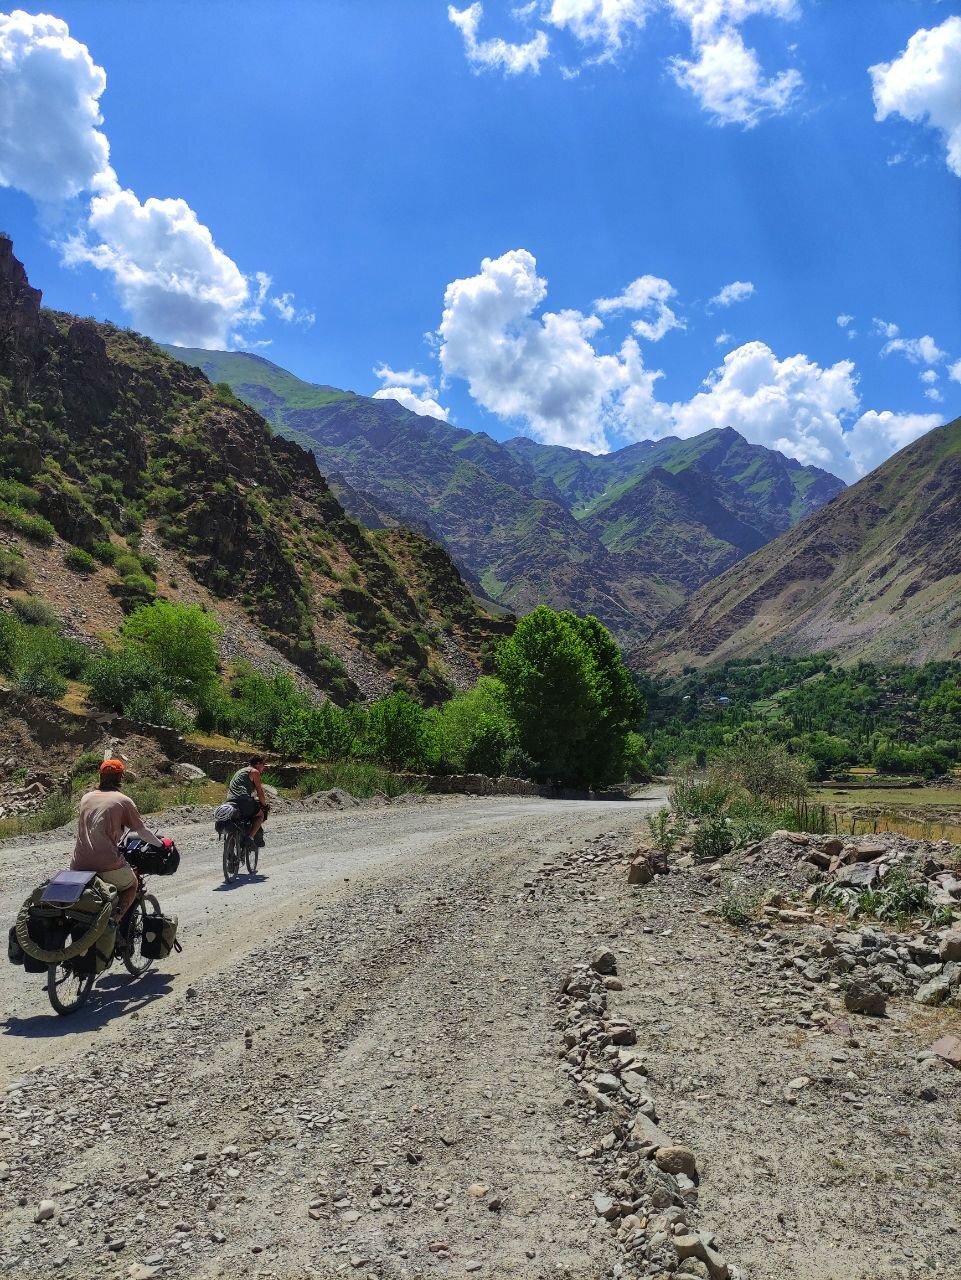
47, 962, 94, 1016
223, 831, 240, 883
122, 892, 159, 977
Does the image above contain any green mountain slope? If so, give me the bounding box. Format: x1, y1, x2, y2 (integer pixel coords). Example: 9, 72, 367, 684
641, 416, 961, 673
163, 347, 845, 643
0, 239, 505, 703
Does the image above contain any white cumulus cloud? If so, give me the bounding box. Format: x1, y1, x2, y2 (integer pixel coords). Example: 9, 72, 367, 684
0, 11, 308, 349
836, 313, 854, 328
437, 249, 671, 452
448, 0, 802, 125
0, 10, 113, 203
448, 3, 550, 74
881, 334, 946, 365
844, 409, 943, 476
542, 0, 651, 56
669, 26, 801, 126
594, 274, 684, 341
715, 331, 733, 346
871, 16, 961, 178
949, 359, 961, 385
710, 279, 755, 308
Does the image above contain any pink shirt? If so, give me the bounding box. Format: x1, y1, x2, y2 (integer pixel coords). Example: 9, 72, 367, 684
71, 789, 160, 873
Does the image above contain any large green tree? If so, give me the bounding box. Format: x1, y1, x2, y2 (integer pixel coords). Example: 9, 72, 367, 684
495, 606, 643, 788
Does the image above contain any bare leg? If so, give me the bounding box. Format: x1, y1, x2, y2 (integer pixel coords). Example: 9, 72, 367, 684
249, 812, 264, 841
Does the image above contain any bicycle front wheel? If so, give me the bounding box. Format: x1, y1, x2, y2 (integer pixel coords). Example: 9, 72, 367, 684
245, 837, 259, 875
47, 962, 94, 1016
223, 832, 240, 883
122, 892, 159, 977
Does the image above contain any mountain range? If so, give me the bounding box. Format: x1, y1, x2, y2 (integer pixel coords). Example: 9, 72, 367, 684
162, 346, 845, 646
642, 414, 961, 672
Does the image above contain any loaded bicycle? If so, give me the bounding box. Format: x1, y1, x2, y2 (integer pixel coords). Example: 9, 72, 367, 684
217, 806, 267, 883
9, 834, 181, 1016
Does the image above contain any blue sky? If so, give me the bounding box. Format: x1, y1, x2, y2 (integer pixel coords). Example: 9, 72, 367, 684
0, 0, 959, 479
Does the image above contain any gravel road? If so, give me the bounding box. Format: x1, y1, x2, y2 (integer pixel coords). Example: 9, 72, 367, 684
0, 792, 661, 1279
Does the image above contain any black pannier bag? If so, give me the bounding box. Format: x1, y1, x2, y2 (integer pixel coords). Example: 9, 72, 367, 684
23, 908, 69, 973
140, 912, 180, 960
119, 835, 180, 876
8, 924, 25, 966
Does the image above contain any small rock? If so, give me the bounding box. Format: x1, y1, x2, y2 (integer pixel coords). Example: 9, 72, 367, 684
843, 978, 887, 1017
590, 947, 617, 976
34, 1200, 55, 1223
654, 1145, 697, 1179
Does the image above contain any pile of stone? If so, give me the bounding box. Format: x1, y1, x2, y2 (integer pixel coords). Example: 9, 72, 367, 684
0, 769, 59, 821
762, 917, 961, 1018
746, 830, 961, 910
557, 948, 737, 1280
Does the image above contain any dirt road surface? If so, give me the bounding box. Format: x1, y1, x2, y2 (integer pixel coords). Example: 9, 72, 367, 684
1, 792, 958, 1280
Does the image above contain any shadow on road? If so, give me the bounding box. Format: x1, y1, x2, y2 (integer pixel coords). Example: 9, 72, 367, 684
211, 873, 269, 893
2, 969, 174, 1040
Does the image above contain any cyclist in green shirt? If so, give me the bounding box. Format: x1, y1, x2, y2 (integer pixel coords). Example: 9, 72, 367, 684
226, 755, 269, 846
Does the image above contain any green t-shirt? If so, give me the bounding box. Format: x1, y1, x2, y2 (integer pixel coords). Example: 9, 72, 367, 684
227, 767, 257, 802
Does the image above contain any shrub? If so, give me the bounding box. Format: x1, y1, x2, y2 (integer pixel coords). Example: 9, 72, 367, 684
87, 648, 167, 713
356, 691, 434, 771
647, 805, 684, 857
275, 700, 356, 762
91, 541, 119, 565
14, 651, 67, 700
691, 816, 734, 862
227, 671, 307, 748
430, 678, 519, 776
0, 546, 27, 586
64, 546, 96, 574
124, 686, 188, 729
12, 596, 58, 628
0, 499, 54, 544
726, 797, 779, 848
121, 600, 220, 697
719, 879, 759, 927
669, 766, 731, 819
709, 734, 810, 805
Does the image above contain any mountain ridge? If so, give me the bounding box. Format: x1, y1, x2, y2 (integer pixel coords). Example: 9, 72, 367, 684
641, 415, 961, 673
163, 346, 846, 643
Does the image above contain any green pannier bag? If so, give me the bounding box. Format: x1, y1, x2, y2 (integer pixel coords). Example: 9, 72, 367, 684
14, 874, 118, 972
141, 912, 180, 960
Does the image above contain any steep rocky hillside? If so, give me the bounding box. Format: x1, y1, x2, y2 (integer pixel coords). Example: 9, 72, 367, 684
0, 239, 506, 703
165, 348, 844, 644
642, 416, 961, 673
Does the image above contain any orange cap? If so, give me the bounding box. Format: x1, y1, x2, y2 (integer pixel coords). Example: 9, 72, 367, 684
99, 758, 126, 777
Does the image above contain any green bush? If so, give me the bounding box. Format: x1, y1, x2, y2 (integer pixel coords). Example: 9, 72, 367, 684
709, 734, 811, 804
227, 671, 307, 748
726, 797, 779, 847
12, 596, 58, 628
121, 600, 220, 697
0, 546, 27, 586
91, 541, 119, 565
64, 546, 96, 574
356, 691, 433, 771
124, 686, 188, 729
87, 648, 167, 713
669, 767, 731, 819
275, 699, 357, 762
647, 805, 684, 857
14, 651, 67, 700
0, 499, 54, 544
691, 816, 734, 862
429, 678, 519, 776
